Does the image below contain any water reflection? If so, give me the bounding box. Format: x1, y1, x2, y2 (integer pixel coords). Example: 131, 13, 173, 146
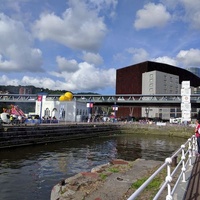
0, 134, 186, 200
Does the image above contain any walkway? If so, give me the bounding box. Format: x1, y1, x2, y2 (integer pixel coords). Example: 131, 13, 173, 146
173, 155, 200, 200
183, 156, 200, 200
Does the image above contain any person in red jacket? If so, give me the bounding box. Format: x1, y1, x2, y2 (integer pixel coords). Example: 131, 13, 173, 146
195, 119, 200, 156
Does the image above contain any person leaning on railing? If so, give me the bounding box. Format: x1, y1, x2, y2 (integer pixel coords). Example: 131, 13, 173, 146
195, 119, 200, 156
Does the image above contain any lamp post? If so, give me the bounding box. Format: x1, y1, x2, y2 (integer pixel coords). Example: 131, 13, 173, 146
37, 90, 47, 124
112, 103, 118, 122
87, 102, 93, 123
145, 107, 150, 119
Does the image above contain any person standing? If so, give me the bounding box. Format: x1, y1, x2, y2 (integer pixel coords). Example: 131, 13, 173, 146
195, 119, 200, 155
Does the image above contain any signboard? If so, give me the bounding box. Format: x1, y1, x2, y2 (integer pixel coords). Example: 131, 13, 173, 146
181, 88, 191, 96
182, 111, 191, 120
181, 81, 190, 89
181, 95, 190, 103
87, 103, 93, 108
181, 81, 191, 122
38, 95, 42, 101
181, 103, 191, 111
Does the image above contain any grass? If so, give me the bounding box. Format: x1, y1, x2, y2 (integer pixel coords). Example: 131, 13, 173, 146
132, 176, 162, 190
127, 168, 167, 200
99, 173, 107, 180
108, 167, 120, 173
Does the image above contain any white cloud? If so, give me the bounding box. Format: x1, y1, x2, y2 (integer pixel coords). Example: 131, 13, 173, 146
56, 56, 79, 73
50, 61, 116, 91
0, 75, 20, 86
0, 13, 43, 72
162, 0, 200, 30
0, 69, 115, 91
21, 76, 67, 90
152, 56, 178, 66
160, 0, 179, 9
177, 48, 200, 67
134, 3, 171, 30
82, 52, 103, 66
181, 0, 200, 29
32, 0, 107, 51
126, 48, 149, 63
0, 0, 29, 12
151, 49, 200, 68
88, 0, 118, 10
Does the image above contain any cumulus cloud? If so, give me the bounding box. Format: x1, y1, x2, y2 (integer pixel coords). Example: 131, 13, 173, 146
176, 48, 200, 67
126, 48, 149, 63
0, 13, 43, 72
0, 75, 21, 86
49, 61, 116, 91
151, 48, 200, 68
56, 56, 79, 73
32, 0, 107, 51
88, 0, 118, 11
181, 0, 200, 29
152, 56, 178, 66
161, 0, 200, 30
134, 3, 171, 30
82, 52, 103, 66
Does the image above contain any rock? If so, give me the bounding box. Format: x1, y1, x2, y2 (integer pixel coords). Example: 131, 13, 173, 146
50, 158, 162, 200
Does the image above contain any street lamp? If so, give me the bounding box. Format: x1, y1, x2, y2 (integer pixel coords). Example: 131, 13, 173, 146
112, 103, 118, 122
87, 102, 93, 122
37, 90, 47, 124
145, 107, 150, 119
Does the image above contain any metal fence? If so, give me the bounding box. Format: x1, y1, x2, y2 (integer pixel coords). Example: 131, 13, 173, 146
127, 135, 196, 200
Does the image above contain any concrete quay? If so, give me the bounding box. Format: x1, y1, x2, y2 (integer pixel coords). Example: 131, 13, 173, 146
50, 158, 163, 200
0, 123, 121, 149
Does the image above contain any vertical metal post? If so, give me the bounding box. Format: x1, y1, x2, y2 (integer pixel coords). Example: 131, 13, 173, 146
192, 135, 196, 156
188, 138, 192, 166
181, 145, 186, 182
39, 95, 43, 124
165, 157, 172, 200
87, 102, 93, 123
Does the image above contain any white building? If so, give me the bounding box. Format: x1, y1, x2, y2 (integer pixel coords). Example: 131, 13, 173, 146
35, 97, 88, 122
142, 70, 181, 120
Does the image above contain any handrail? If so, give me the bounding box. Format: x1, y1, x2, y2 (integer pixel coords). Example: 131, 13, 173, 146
127, 135, 196, 200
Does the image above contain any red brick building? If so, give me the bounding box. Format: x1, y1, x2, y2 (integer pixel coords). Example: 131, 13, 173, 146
19, 86, 32, 94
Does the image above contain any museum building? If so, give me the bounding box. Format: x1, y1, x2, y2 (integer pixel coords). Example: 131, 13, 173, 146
116, 61, 200, 120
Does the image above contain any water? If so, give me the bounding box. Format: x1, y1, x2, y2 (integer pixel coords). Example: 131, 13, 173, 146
0, 133, 186, 200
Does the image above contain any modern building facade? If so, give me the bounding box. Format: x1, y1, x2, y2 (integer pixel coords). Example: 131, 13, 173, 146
35, 98, 88, 122
142, 70, 180, 119
116, 61, 200, 119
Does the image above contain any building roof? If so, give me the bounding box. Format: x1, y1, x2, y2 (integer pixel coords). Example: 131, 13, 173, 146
117, 60, 200, 86
116, 61, 200, 94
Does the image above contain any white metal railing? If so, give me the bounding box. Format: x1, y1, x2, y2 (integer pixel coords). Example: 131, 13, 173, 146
127, 135, 197, 200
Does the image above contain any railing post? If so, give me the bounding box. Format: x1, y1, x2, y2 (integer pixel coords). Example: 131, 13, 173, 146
181, 144, 186, 182
188, 138, 192, 166
165, 158, 172, 200
192, 135, 196, 156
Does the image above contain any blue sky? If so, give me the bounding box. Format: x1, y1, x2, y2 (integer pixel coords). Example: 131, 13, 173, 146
0, 0, 200, 94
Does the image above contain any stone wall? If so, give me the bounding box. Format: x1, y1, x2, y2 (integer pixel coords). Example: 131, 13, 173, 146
0, 123, 121, 149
